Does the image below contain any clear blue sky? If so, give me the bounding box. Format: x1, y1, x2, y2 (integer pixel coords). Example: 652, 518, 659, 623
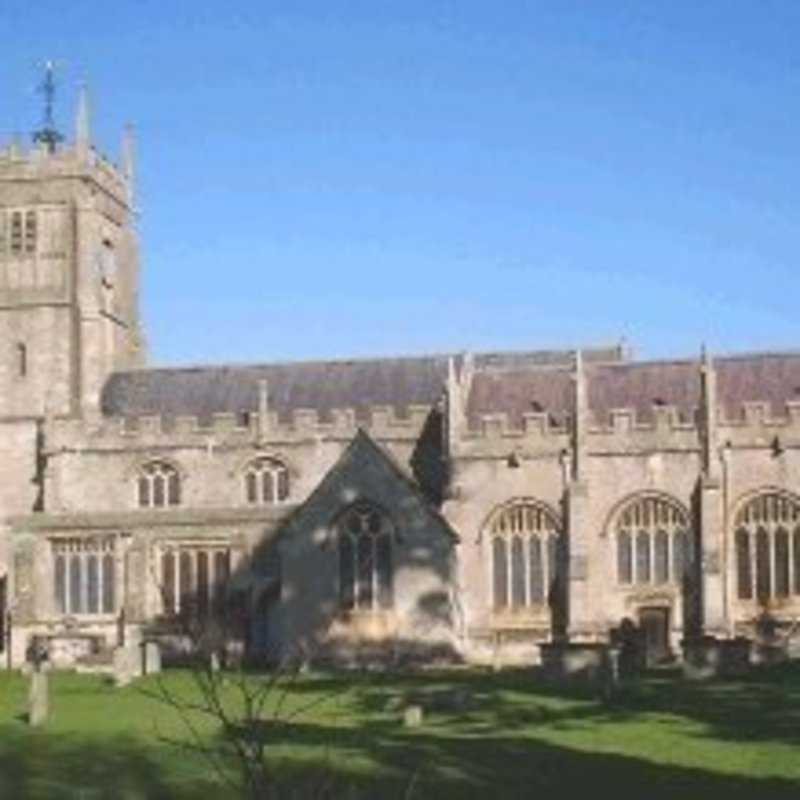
2, 1, 799, 365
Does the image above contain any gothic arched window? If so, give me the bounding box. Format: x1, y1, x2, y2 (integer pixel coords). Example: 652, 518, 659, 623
734, 491, 800, 601
138, 461, 181, 508
485, 500, 561, 611
612, 494, 691, 586
337, 503, 393, 611
244, 457, 289, 505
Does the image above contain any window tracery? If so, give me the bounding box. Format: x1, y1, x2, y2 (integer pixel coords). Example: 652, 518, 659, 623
486, 500, 561, 611
734, 491, 800, 602
52, 536, 116, 615
160, 544, 230, 618
613, 495, 691, 586
137, 460, 181, 508
337, 503, 393, 611
244, 457, 289, 505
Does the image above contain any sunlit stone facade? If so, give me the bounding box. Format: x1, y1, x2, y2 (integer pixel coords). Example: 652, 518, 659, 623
2, 95, 800, 671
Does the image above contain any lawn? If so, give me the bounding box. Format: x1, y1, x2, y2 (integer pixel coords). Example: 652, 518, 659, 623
1, 663, 799, 798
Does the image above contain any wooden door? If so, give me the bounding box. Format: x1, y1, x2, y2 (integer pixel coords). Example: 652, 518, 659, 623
639, 606, 670, 665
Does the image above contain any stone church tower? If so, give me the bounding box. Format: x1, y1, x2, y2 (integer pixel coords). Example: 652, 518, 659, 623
0, 85, 143, 421
0, 84, 144, 639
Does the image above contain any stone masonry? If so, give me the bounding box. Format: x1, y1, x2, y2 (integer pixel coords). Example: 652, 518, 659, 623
1, 91, 800, 671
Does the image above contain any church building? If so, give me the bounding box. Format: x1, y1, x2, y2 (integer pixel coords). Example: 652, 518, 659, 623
1, 89, 800, 671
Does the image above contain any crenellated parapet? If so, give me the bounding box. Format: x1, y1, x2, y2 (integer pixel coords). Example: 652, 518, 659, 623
455, 399, 800, 459
47, 403, 435, 453
586, 400, 800, 453
456, 411, 570, 459
0, 139, 130, 203
718, 400, 800, 448
587, 405, 698, 453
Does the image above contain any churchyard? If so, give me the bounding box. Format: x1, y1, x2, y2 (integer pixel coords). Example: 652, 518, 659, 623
0, 664, 799, 798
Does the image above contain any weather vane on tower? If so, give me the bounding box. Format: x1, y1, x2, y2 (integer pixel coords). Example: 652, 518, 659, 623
32, 60, 64, 152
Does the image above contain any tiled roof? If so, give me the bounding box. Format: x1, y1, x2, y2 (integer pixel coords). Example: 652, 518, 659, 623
103, 348, 800, 427
102, 357, 450, 424
467, 352, 800, 428
102, 346, 624, 423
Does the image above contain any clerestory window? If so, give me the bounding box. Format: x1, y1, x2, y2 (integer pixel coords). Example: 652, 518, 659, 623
138, 460, 181, 508
244, 457, 289, 505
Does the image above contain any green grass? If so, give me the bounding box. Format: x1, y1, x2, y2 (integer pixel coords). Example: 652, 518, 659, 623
1, 663, 800, 798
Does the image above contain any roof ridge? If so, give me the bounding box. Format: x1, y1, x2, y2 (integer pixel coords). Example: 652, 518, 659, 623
111, 343, 627, 378
112, 352, 453, 377
588, 349, 800, 371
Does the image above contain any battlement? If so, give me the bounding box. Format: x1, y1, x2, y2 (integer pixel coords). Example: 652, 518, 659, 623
0, 138, 129, 199
458, 399, 800, 456
718, 400, 800, 447
49, 404, 434, 451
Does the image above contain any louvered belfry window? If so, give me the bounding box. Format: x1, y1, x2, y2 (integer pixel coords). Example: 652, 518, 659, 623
6, 209, 37, 256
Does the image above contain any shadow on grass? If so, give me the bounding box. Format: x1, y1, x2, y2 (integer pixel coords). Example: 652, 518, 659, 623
209, 665, 800, 799
0, 727, 209, 799
221, 717, 800, 800
302, 661, 800, 747
2, 666, 800, 799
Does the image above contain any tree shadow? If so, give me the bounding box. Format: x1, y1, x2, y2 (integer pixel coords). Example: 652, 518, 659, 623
190, 666, 800, 799
0, 725, 211, 799
213, 707, 800, 800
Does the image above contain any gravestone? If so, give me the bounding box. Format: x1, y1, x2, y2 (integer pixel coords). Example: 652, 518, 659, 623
112, 646, 134, 687
403, 705, 423, 727
682, 636, 751, 680
141, 641, 161, 675
28, 670, 48, 726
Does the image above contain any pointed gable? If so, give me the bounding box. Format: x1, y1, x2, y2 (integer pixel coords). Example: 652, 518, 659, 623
281, 428, 457, 545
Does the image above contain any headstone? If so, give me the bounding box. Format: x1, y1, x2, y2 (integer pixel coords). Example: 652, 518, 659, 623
28, 670, 48, 726
141, 641, 161, 675
602, 647, 621, 700
540, 642, 611, 685
113, 646, 134, 687
210, 650, 221, 673
403, 705, 423, 728
682, 636, 751, 680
